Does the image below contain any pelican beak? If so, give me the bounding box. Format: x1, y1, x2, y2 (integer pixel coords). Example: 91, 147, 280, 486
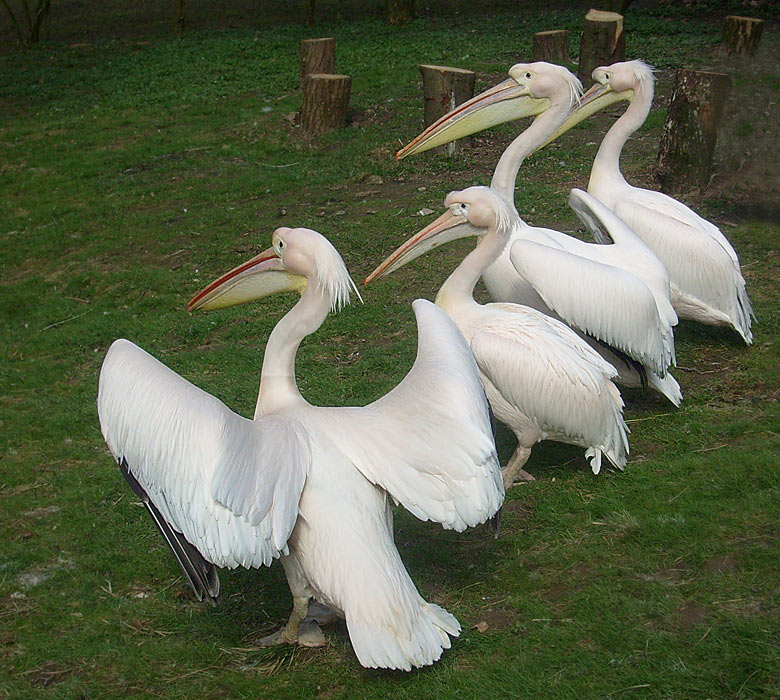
187, 247, 305, 312
538, 81, 634, 150
364, 209, 475, 284
396, 78, 550, 159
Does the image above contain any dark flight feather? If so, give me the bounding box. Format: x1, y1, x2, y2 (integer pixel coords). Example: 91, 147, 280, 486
119, 458, 220, 606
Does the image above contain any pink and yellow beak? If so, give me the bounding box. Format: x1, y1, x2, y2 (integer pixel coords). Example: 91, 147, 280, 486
538, 79, 634, 150
396, 77, 550, 160
364, 208, 474, 284
188, 247, 305, 312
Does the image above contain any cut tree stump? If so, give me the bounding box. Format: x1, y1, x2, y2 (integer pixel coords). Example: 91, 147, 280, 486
299, 38, 336, 87
656, 69, 730, 194
533, 30, 570, 64
578, 9, 625, 83
300, 73, 352, 137
418, 64, 476, 155
721, 16, 764, 57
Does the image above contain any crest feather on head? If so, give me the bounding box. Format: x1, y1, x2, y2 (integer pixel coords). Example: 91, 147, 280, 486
307, 231, 362, 312
626, 59, 655, 89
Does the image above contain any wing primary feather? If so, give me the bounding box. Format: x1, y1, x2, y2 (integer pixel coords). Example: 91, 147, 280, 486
119, 458, 221, 606
489, 508, 502, 538
594, 340, 648, 388
485, 397, 502, 538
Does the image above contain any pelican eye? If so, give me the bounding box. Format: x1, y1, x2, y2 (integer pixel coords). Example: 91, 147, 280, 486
525, 72, 532, 79
452, 202, 469, 216
605, 73, 611, 81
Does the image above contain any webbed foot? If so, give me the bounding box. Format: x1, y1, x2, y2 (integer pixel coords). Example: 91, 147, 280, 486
297, 620, 326, 647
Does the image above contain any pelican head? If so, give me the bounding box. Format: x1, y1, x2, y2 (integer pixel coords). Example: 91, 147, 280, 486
395, 62, 582, 160
541, 60, 655, 148
188, 227, 360, 312
364, 186, 515, 283
591, 59, 655, 95
508, 62, 583, 109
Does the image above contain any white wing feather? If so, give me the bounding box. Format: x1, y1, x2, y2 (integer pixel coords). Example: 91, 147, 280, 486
619, 186, 740, 264
470, 304, 629, 470
614, 195, 754, 342
97, 339, 310, 569
510, 239, 674, 376
324, 299, 503, 532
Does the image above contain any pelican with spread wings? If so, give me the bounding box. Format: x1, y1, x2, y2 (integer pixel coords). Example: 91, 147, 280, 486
98, 226, 502, 671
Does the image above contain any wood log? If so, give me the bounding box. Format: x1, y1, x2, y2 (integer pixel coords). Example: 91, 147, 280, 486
300, 73, 352, 137
533, 30, 570, 64
721, 15, 764, 57
299, 38, 336, 87
656, 69, 730, 194
577, 9, 625, 83
418, 64, 476, 155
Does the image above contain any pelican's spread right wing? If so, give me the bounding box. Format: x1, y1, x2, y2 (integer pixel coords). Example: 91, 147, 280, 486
327, 300, 503, 532
98, 339, 310, 571
510, 239, 675, 376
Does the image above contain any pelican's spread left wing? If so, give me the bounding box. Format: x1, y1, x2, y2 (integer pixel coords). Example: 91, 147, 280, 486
327, 300, 503, 532
98, 339, 310, 575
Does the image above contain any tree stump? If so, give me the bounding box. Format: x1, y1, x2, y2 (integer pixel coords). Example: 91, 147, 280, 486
533, 30, 570, 64
577, 9, 625, 83
387, 0, 415, 26
656, 69, 730, 194
299, 38, 336, 87
722, 16, 764, 57
300, 74, 352, 137
418, 64, 476, 155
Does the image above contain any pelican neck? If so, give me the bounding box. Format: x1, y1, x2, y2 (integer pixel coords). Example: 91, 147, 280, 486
254, 283, 331, 417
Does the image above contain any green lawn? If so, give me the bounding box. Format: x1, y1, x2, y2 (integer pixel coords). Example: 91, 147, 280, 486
1, 4, 778, 699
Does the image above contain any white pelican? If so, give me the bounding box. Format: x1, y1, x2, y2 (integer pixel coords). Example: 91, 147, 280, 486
397, 62, 681, 404
97, 226, 503, 671
366, 186, 630, 487
553, 59, 754, 343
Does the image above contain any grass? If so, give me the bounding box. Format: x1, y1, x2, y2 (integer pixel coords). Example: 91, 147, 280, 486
1, 3, 779, 698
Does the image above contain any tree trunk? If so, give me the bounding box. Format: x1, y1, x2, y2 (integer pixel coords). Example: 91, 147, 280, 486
532, 30, 570, 64
29, 0, 52, 44
300, 74, 352, 137
174, 0, 185, 35
656, 69, 730, 194
419, 64, 476, 155
299, 38, 336, 87
387, 0, 414, 26
577, 9, 625, 83
721, 16, 764, 57
601, 0, 634, 14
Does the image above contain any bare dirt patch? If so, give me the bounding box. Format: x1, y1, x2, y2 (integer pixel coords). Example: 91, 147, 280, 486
704, 553, 740, 575
675, 602, 713, 629
471, 608, 519, 633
